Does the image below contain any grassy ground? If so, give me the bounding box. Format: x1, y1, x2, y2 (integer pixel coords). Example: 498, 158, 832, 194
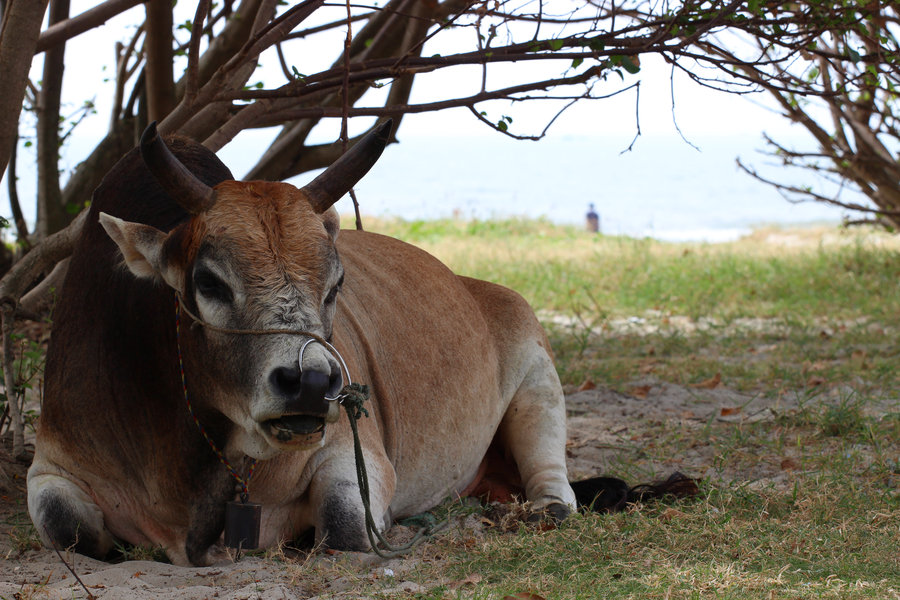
354, 218, 900, 600
3, 219, 898, 599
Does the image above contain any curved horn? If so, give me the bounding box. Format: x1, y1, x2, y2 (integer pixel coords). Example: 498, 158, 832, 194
302, 119, 393, 213
140, 122, 216, 214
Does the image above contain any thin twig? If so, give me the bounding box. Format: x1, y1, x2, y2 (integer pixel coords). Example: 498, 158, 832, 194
620, 81, 642, 154
43, 527, 96, 600
341, 0, 364, 231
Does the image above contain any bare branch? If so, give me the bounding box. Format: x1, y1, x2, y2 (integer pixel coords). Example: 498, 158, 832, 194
35, 0, 144, 54
185, 0, 212, 102
6, 134, 30, 247
111, 24, 144, 128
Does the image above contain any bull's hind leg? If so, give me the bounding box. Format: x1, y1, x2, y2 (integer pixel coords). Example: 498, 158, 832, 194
498, 343, 575, 517
27, 461, 114, 558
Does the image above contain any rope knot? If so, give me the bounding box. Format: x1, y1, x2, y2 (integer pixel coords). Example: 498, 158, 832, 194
340, 383, 370, 421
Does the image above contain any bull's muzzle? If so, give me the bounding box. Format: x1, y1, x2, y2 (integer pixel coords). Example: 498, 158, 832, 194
265, 340, 344, 443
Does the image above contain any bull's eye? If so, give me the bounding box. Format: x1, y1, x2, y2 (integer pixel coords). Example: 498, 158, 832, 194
194, 269, 233, 303
324, 273, 343, 307
324, 286, 339, 306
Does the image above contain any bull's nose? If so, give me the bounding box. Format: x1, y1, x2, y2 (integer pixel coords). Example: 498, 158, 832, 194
269, 367, 331, 414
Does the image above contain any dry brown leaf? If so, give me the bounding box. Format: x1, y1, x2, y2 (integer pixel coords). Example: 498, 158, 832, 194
720, 406, 741, 416
660, 508, 687, 522
780, 458, 799, 470
629, 385, 651, 399
805, 360, 829, 373
690, 372, 721, 389
639, 360, 657, 374
576, 379, 596, 392
450, 573, 483, 589
503, 594, 547, 600
806, 376, 826, 386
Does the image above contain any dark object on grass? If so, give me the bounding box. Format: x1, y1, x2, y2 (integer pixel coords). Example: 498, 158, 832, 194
571, 472, 700, 513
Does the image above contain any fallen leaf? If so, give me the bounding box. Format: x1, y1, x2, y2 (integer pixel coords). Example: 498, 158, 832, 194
132, 571, 144, 578
576, 379, 596, 392
780, 458, 799, 470
690, 373, 721, 389
536, 520, 557, 532
720, 406, 741, 417
850, 350, 869, 369
629, 385, 651, 399
804, 360, 829, 373
502, 594, 546, 600
639, 360, 657, 374
450, 573, 483, 589
806, 376, 826, 387
660, 508, 687, 522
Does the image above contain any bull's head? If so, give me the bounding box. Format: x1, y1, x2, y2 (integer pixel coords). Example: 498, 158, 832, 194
98, 121, 391, 459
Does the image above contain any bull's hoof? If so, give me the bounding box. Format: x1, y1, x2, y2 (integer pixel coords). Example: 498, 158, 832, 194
527, 501, 571, 525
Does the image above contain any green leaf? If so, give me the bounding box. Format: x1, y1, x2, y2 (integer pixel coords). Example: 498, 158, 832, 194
497, 120, 508, 132
572, 57, 584, 69
548, 39, 564, 51
619, 56, 640, 74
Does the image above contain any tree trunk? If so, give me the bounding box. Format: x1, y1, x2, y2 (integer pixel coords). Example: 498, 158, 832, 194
0, 0, 49, 178
144, 0, 175, 122
35, 0, 71, 239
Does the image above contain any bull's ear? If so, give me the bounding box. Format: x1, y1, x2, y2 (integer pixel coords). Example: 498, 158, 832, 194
322, 206, 340, 242
98, 213, 183, 291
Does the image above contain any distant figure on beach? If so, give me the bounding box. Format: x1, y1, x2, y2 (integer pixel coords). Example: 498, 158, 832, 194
586, 203, 600, 233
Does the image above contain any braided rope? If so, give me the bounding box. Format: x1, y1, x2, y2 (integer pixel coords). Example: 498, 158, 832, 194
340, 385, 447, 558
175, 295, 257, 498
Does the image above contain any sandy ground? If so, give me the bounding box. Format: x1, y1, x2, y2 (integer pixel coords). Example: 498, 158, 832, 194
0, 381, 866, 599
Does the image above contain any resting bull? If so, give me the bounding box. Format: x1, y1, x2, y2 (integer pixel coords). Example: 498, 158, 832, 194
27, 121, 575, 566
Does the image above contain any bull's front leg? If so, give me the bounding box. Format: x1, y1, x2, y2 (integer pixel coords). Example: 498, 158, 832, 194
308, 443, 396, 551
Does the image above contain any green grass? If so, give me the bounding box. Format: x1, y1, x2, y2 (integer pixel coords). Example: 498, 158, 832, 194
365, 218, 900, 322
351, 218, 900, 600
10, 218, 897, 599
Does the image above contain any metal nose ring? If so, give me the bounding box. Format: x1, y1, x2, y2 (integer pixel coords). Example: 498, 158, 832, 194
297, 338, 352, 402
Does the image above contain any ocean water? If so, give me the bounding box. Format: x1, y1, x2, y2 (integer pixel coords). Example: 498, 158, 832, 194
308, 133, 856, 242
2, 132, 858, 243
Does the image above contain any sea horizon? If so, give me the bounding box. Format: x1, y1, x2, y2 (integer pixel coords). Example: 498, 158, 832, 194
3, 131, 861, 243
